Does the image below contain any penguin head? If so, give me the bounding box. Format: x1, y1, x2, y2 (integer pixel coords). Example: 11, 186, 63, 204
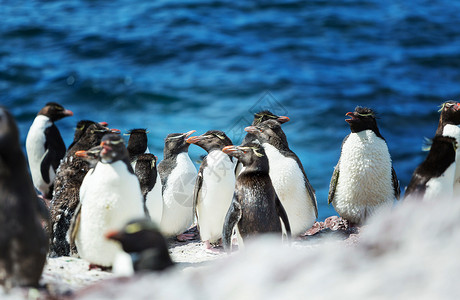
38, 102, 73, 122
437, 101, 460, 135
252, 110, 290, 125
72, 120, 97, 144
223, 143, 268, 169
345, 107, 381, 134
163, 130, 195, 158
245, 119, 288, 146
186, 130, 233, 153
126, 128, 148, 159
100, 133, 129, 164
75, 145, 102, 167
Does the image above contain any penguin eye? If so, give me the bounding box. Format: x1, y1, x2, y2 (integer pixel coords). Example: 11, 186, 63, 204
125, 223, 142, 234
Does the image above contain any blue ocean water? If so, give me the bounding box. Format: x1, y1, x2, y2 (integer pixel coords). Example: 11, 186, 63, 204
2, 0, 460, 220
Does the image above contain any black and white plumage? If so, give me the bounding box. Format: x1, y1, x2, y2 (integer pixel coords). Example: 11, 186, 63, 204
135, 153, 163, 225
245, 120, 317, 236
49, 121, 111, 257
222, 143, 291, 252
186, 130, 235, 249
106, 218, 174, 274
404, 135, 458, 201
126, 128, 149, 169
328, 107, 400, 225
435, 101, 460, 196
158, 131, 197, 240
73, 134, 145, 267
0, 107, 48, 287
26, 102, 73, 199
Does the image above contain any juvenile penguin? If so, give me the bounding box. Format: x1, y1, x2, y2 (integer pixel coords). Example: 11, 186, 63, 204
105, 218, 174, 274
221, 143, 291, 252
126, 128, 149, 169
26, 102, 73, 200
186, 130, 235, 249
49, 122, 112, 257
0, 107, 48, 287
74, 134, 145, 267
158, 131, 197, 241
328, 107, 400, 225
245, 120, 318, 236
236, 111, 289, 176
404, 135, 458, 202
135, 153, 163, 225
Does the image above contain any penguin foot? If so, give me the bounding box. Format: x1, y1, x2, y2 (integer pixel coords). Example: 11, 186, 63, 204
176, 233, 195, 242
88, 264, 112, 272
203, 240, 224, 253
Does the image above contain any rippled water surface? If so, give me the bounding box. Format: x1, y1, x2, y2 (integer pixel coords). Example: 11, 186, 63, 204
2, 0, 460, 219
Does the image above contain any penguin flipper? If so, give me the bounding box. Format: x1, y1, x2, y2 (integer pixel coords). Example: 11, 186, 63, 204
275, 195, 291, 239
328, 163, 340, 205
193, 163, 205, 220
43, 124, 66, 172
68, 201, 81, 249
293, 155, 318, 218
222, 196, 242, 253
392, 167, 401, 200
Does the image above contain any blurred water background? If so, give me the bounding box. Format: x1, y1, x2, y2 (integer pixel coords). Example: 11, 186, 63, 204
2, 0, 460, 220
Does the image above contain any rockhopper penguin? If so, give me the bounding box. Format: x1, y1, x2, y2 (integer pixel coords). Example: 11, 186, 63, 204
328, 107, 400, 225
0, 106, 48, 287
49, 121, 113, 257
158, 131, 197, 241
245, 120, 317, 236
186, 130, 235, 249
73, 134, 145, 267
126, 128, 149, 169
26, 102, 73, 200
135, 153, 163, 225
221, 143, 291, 252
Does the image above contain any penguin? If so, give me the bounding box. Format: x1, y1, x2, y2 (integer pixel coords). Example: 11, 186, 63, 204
245, 120, 318, 236
158, 130, 197, 241
236, 111, 290, 176
75, 145, 103, 170
328, 106, 400, 226
25, 102, 73, 200
221, 143, 291, 253
434, 101, 460, 197
67, 120, 108, 151
135, 153, 163, 225
404, 135, 458, 201
0, 106, 48, 287
49, 121, 112, 257
105, 218, 174, 273
73, 133, 145, 268
186, 130, 235, 249
126, 128, 149, 169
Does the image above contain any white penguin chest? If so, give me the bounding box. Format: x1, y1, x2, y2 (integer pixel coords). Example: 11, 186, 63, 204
442, 124, 460, 196
336, 131, 394, 205
25, 115, 53, 189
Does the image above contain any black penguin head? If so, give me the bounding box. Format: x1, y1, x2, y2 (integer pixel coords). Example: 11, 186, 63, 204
163, 130, 195, 159
252, 110, 290, 125
38, 102, 73, 122
186, 130, 233, 153
345, 107, 382, 136
223, 142, 268, 170
105, 218, 173, 271
72, 120, 97, 145
436, 101, 460, 135
134, 153, 158, 197
100, 133, 129, 164
126, 128, 148, 160
245, 119, 288, 147
75, 145, 102, 167
0, 107, 20, 156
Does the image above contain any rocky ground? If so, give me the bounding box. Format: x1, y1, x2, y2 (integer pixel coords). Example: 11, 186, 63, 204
0, 217, 360, 300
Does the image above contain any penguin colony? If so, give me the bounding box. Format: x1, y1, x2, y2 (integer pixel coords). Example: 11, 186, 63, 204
0, 100, 458, 287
